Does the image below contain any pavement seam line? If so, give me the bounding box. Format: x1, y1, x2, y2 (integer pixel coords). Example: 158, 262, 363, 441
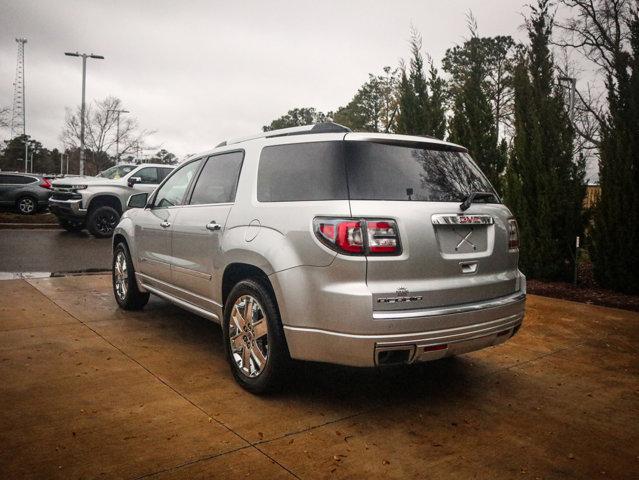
24, 279, 302, 480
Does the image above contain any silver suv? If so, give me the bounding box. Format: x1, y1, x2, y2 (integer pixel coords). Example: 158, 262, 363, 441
112, 123, 526, 393
49, 163, 174, 237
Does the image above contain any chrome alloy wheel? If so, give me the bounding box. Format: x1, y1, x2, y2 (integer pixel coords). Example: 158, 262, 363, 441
114, 250, 128, 300
229, 295, 269, 378
18, 197, 35, 214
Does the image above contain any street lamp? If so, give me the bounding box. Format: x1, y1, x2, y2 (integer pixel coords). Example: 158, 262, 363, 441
65, 51, 104, 175
558, 76, 577, 123
107, 108, 129, 164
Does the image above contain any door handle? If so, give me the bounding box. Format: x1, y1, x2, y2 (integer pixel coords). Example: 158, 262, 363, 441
160, 220, 171, 228
206, 221, 221, 231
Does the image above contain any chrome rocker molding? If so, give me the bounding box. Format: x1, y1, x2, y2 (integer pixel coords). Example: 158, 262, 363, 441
136, 272, 221, 322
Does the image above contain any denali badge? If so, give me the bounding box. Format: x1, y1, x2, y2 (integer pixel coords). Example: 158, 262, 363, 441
377, 287, 423, 303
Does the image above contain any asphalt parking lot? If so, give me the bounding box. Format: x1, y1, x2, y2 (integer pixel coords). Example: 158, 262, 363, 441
1, 274, 638, 479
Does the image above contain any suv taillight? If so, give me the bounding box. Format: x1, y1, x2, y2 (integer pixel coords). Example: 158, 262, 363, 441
39, 178, 52, 189
507, 218, 519, 250
314, 218, 401, 255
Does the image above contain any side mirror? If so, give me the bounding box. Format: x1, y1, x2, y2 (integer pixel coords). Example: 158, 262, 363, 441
127, 176, 142, 187
127, 192, 149, 209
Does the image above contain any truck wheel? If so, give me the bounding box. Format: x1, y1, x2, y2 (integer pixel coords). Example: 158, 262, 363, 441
16, 196, 37, 215
223, 279, 290, 394
59, 219, 84, 232
87, 206, 120, 238
113, 242, 149, 310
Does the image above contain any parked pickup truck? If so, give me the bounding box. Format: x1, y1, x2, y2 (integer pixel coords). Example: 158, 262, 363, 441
49, 163, 175, 237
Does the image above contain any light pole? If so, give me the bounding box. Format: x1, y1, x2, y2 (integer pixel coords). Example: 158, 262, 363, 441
107, 108, 129, 164
559, 76, 579, 284
558, 76, 577, 123
65, 51, 104, 175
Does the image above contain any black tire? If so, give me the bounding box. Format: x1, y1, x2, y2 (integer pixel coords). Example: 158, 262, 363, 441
112, 242, 150, 310
59, 218, 84, 232
16, 196, 37, 215
223, 279, 290, 394
87, 205, 120, 238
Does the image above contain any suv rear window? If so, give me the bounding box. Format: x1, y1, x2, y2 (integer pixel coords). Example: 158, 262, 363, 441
257, 141, 496, 203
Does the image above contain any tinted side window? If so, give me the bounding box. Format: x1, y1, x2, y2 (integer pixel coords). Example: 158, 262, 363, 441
135, 167, 159, 184
190, 152, 243, 205
2, 175, 35, 184
257, 142, 348, 202
158, 168, 173, 182
153, 160, 202, 208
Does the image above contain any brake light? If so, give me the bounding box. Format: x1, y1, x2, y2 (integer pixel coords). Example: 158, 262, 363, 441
507, 218, 519, 250
314, 218, 400, 255
39, 178, 52, 189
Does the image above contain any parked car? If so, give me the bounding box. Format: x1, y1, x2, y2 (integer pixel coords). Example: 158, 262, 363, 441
111, 123, 526, 393
49, 163, 175, 237
0, 172, 52, 214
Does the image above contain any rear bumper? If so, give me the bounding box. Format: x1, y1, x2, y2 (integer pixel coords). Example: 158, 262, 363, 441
48, 198, 87, 220
283, 291, 525, 367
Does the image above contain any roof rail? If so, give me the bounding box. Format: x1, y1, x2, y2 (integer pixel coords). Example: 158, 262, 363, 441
216, 122, 352, 147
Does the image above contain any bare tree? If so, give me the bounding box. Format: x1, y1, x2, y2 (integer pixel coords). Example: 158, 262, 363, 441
60, 96, 154, 172
0, 106, 10, 130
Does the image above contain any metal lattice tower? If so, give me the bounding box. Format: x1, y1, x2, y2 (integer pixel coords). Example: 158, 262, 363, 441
11, 38, 27, 139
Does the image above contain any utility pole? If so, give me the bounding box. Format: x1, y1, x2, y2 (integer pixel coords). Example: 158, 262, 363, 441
11, 38, 27, 172
65, 51, 104, 175
107, 108, 129, 164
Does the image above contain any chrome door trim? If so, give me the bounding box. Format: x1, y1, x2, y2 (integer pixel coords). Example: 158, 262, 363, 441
431, 214, 494, 225
172, 264, 213, 281
373, 292, 526, 320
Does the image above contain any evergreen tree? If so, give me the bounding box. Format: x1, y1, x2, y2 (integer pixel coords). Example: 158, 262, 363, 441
445, 33, 505, 191
504, 0, 585, 281
591, 11, 639, 293
396, 30, 447, 138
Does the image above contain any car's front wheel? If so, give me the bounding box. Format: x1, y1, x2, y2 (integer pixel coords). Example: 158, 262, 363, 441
113, 242, 149, 310
223, 279, 289, 394
88, 205, 120, 238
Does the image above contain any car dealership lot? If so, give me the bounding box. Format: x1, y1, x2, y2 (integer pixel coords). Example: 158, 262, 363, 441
0, 274, 637, 479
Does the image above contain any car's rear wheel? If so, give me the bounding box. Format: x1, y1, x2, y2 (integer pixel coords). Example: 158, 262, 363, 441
59, 218, 84, 232
112, 242, 149, 310
88, 206, 120, 238
16, 196, 37, 215
223, 279, 289, 394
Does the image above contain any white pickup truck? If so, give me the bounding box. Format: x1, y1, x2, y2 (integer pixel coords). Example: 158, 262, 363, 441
49, 163, 175, 237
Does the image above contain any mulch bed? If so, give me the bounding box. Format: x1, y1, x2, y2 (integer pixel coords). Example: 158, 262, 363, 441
527, 279, 639, 312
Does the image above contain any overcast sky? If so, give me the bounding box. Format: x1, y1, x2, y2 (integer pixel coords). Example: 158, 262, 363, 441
1, 0, 567, 160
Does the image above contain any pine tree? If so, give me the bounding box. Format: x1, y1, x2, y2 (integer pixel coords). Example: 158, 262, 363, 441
446, 35, 505, 191
504, 0, 585, 281
591, 11, 639, 293
396, 30, 448, 138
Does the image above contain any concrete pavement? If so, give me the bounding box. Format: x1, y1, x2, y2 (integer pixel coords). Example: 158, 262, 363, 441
0, 274, 637, 479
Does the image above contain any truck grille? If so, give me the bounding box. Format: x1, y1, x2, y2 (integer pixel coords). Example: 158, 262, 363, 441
51, 191, 82, 201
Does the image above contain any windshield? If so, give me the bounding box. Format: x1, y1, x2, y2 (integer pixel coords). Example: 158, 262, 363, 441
97, 165, 136, 179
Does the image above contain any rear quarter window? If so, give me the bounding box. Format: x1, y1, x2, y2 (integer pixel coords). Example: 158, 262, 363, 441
257, 142, 348, 202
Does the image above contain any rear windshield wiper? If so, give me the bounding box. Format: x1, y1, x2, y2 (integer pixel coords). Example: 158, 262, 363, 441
459, 191, 497, 211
